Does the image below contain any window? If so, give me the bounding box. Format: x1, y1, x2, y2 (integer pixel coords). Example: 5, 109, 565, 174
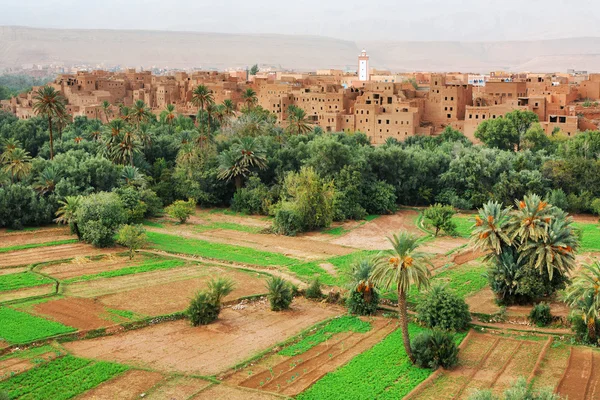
386, 120, 390, 124
447, 114, 451, 118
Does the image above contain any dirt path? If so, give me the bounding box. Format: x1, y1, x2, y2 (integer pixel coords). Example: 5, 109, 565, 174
193, 384, 283, 400
0, 227, 72, 248
39, 254, 152, 280
64, 299, 343, 376
142, 250, 306, 287
556, 347, 600, 400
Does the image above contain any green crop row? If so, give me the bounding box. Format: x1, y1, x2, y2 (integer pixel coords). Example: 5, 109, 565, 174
62, 259, 185, 283
146, 231, 298, 267
0, 355, 128, 400
452, 215, 474, 238
297, 324, 431, 400
0, 307, 75, 344
279, 316, 372, 356
0, 239, 78, 254
0, 272, 54, 292
194, 221, 263, 234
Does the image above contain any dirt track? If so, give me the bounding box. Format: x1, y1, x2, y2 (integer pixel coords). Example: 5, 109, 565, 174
65, 299, 343, 375
39, 254, 153, 280
556, 347, 600, 400
76, 369, 164, 400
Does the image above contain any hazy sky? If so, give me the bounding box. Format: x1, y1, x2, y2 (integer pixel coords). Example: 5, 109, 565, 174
2, 0, 599, 42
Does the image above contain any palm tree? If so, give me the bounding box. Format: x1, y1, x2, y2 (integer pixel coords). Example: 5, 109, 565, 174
112, 127, 141, 166
564, 262, 600, 343
160, 104, 177, 133
0, 138, 22, 164
471, 201, 512, 256
2, 147, 32, 182
510, 194, 554, 244
371, 231, 432, 362
53, 112, 71, 141
33, 165, 61, 195
101, 100, 112, 123
32, 86, 66, 160
195, 125, 213, 150
119, 105, 132, 123
217, 137, 268, 189
217, 148, 250, 190
137, 123, 153, 151
286, 105, 312, 135
54, 196, 82, 239
88, 119, 103, 142
242, 88, 257, 109
131, 99, 152, 128
223, 99, 236, 118
192, 85, 214, 134
120, 166, 147, 188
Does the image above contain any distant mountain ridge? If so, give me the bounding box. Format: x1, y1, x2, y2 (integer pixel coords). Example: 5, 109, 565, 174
2, 26, 600, 73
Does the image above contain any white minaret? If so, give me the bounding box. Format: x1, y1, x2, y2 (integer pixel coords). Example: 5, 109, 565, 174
358, 49, 370, 81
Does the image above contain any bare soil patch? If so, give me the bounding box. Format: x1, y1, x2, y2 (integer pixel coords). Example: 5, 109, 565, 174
0, 244, 120, 268
0, 285, 55, 303
330, 210, 423, 250
193, 385, 282, 400
533, 344, 570, 391
33, 297, 115, 330
0, 352, 58, 380
39, 254, 153, 280
466, 288, 501, 315
193, 208, 272, 229
572, 213, 599, 223
145, 376, 211, 400
556, 347, 600, 400
419, 237, 469, 255
76, 370, 164, 400
0, 227, 72, 248
98, 269, 267, 316
0, 267, 28, 276
65, 299, 343, 375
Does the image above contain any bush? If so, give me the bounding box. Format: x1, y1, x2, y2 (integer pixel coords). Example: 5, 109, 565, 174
230, 175, 274, 215
362, 180, 397, 215
423, 203, 457, 237
346, 289, 379, 316
266, 276, 293, 311
187, 277, 235, 326
546, 189, 568, 211
116, 224, 147, 259
165, 198, 195, 223
411, 329, 459, 369
76, 192, 126, 247
529, 303, 552, 327
569, 311, 600, 345
187, 291, 220, 326
272, 202, 304, 236
115, 186, 147, 223
0, 183, 52, 229
140, 188, 163, 217
416, 285, 471, 331
305, 278, 323, 299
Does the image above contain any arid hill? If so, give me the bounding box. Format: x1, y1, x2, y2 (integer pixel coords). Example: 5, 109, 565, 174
2, 26, 600, 72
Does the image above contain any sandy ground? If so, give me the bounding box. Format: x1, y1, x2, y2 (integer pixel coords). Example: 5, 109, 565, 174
33, 298, 117, 330
193, 385, 283, 400
75, 370, 164, 400
145, 377, 212, 400
192, 208, 272, 229
0, 227, 72, 248
0, 244, 120, 268
65, 299, 343, 375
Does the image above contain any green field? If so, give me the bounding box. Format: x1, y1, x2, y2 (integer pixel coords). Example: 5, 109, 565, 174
279, 316, 372, 356
146, 231, 298, 267
452, 215, 474, 238
0, 272, 54, 292
194, 221, 263, 234
62, 259, 186, 283
297, 324, 431, 400
0, 355, 128, 400
290, 250, 381, 285
0, 239, 78, 253
0, 307, 75, 343
574, 222, 600, 252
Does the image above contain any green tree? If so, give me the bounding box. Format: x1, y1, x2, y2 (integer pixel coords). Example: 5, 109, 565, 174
187, 277, 235, 326
54, 195, 82, 239
2, 147, 32, 182
416, 284, 471, 331
346, 257, 380, 316
116, 224, 147, 259
423, 203, 457, 236
131, 99, 152, 128
249, 64, 259, 75
266, 276, 293, 311
165, 199, 195, 223
101, 100, 112, 122
563, 261, 600, 344
371, 231, 432, 362
474, 110, 538, 151
76, 192, 127, 247
217, 137, 267, 189
242, 88, 257, 109
286, 105, 312, 135
160, 103, 177, 133
32, 86, 67, 160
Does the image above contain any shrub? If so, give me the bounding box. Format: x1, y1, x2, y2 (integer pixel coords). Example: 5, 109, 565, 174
529, 303, 552, 327
362, 180, 397, 215
0, 183, 52, 229
272, 202, 304, 236
230, 175, 274, 215
187, 291, 220, 326
569, 310, 600, 345
305, 278, 323, 299
346, 289, 379, 316
411, 329, 459, 369
0, 390, 8, 400
115, 186, 147, 223
76, 192, 126, 247
416, 284, 471, 331
546, 189, 568, 211
266, 276, 293, 311
187, 277, 235, 326
165, 198, 195, 223
423, 203, 457, 237
116, 224, 147, 259
139, 188, 163, 217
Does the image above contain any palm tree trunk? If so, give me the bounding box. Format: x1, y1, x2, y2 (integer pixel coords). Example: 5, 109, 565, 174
589, 318, 597, 344
130, 151, 134, 167
72, 222, 81, 240
398, 287, 414, 363
48, 115, 54, 160
235, 175, 242, 190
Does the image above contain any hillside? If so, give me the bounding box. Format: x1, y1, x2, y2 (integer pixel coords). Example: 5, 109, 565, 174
2, 26, 600, 72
